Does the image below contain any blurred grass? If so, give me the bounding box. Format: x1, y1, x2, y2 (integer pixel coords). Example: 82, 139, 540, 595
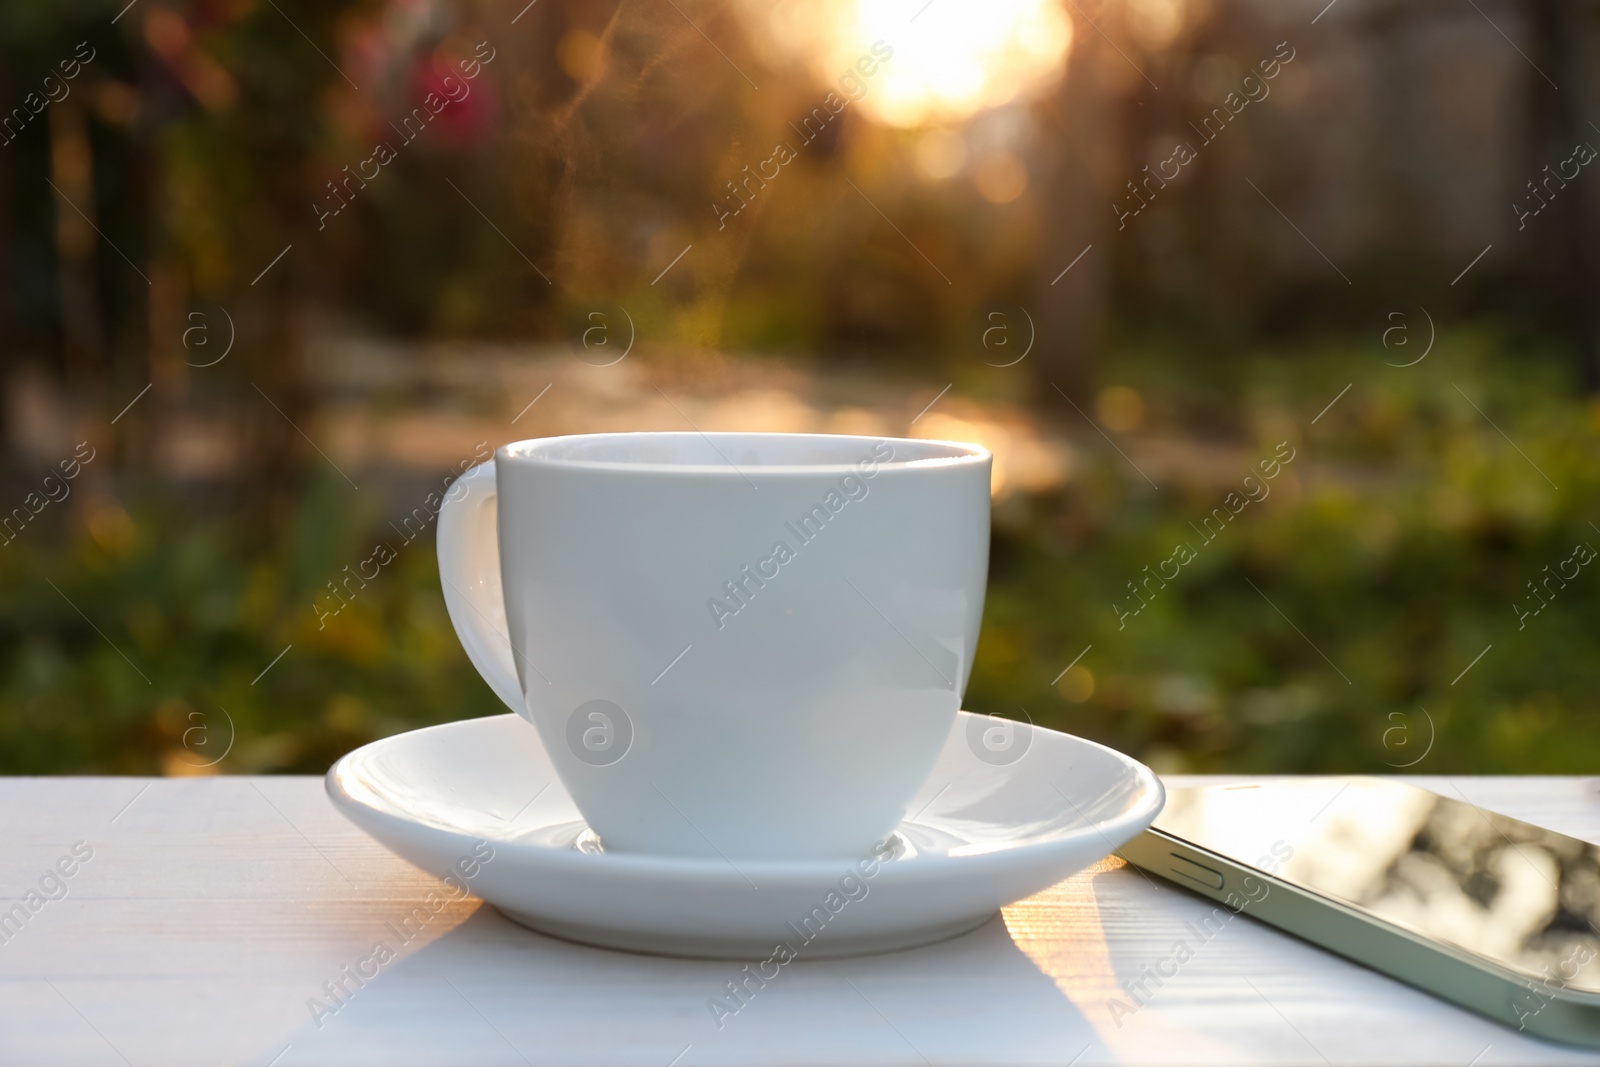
2, 330, 1597, 776
0, 469, 502, 775
973, 329, 1600, 775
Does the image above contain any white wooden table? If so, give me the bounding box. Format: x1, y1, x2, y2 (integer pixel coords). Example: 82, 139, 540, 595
3, 775, 1598, 1066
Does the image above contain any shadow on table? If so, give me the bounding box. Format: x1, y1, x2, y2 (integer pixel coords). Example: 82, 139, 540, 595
269, 902, 1095, 1066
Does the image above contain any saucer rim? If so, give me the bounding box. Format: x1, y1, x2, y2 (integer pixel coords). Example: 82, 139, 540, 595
325, 711, 1165, 879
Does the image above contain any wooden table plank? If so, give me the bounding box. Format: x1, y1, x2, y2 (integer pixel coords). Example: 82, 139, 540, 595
1, 775, 1597, 1066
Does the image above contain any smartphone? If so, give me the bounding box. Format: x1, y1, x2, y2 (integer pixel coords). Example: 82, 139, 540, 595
1120, 778, 1600, 1047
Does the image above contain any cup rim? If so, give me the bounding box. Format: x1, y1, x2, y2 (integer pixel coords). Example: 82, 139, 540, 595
497, 431, 990, 475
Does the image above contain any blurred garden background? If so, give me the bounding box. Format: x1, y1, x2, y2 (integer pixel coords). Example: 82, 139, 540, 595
2, 0, 1598, 777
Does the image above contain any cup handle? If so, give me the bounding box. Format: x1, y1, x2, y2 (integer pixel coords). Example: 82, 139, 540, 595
436, 459, 526, 716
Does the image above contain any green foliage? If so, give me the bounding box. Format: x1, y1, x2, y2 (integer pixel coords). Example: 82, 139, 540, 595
968, 330, 1600, 775
0, 331, 1595, 777
0, 469, 500, 775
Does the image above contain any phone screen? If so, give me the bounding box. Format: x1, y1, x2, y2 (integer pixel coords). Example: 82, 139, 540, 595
1154, 779, 1600, 993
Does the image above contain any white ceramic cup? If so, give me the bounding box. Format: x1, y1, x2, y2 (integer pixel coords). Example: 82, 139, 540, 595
436, 431, 991, 860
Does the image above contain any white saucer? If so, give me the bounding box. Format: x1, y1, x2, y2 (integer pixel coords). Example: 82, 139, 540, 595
326, 711, 1164, 959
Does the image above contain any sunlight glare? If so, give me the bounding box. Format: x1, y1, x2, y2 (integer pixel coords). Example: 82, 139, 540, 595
744, 0, 1073, 128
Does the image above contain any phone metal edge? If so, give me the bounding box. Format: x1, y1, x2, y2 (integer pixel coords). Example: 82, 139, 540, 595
1120, 826, 1600, 1049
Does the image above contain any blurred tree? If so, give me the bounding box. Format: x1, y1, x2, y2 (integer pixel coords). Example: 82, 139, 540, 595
1032, 7, 1123, 400
1527, 0, 1600, 390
